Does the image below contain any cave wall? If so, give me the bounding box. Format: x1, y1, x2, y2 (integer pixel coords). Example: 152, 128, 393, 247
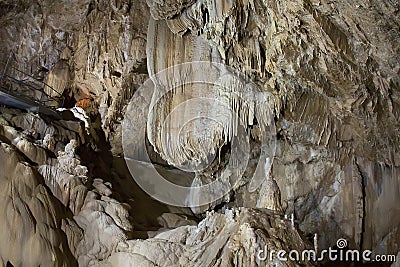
0, 0, 399, 265
143, 0, 400, 253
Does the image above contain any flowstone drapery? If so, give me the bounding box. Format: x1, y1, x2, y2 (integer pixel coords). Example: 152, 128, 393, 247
123, 60, 277, 211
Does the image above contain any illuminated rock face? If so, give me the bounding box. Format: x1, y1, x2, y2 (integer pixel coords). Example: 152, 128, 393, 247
145, 17, 278, 212
0, 142, 74, 267
0, 0, 399, 266
144, 0, 400, 253
97, 208, 313, 267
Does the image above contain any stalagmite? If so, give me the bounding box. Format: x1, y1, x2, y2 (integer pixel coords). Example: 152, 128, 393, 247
314, 233, 318, 254
256, 157, 283, 212
291, 213, 295, 227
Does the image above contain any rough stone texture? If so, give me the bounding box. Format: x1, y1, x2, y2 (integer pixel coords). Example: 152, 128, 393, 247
38, 140, 134, 266
0, 0, 399, 266
0, 109, 136, 266
142, 0, 400, 256
0, 0, 150, 154
0, 115, 77, 266
97, 208, 313, 267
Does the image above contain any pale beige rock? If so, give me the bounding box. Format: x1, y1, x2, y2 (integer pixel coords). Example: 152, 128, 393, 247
143, 0, 400, 255
38, 139, 133, 266
0, 142, 75, 266
44, 60, 70, 97
0, 0, 399, 265
100, 208, 312, 267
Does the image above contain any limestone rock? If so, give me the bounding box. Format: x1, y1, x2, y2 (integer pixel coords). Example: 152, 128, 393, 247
44, 59, 70, 97
147, 0, 196, 20
38, 139, 133, 266
0, 142, 76, 266
0, 0, 399, 265
98, 208, 313, 267
142, 0, 400, 256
